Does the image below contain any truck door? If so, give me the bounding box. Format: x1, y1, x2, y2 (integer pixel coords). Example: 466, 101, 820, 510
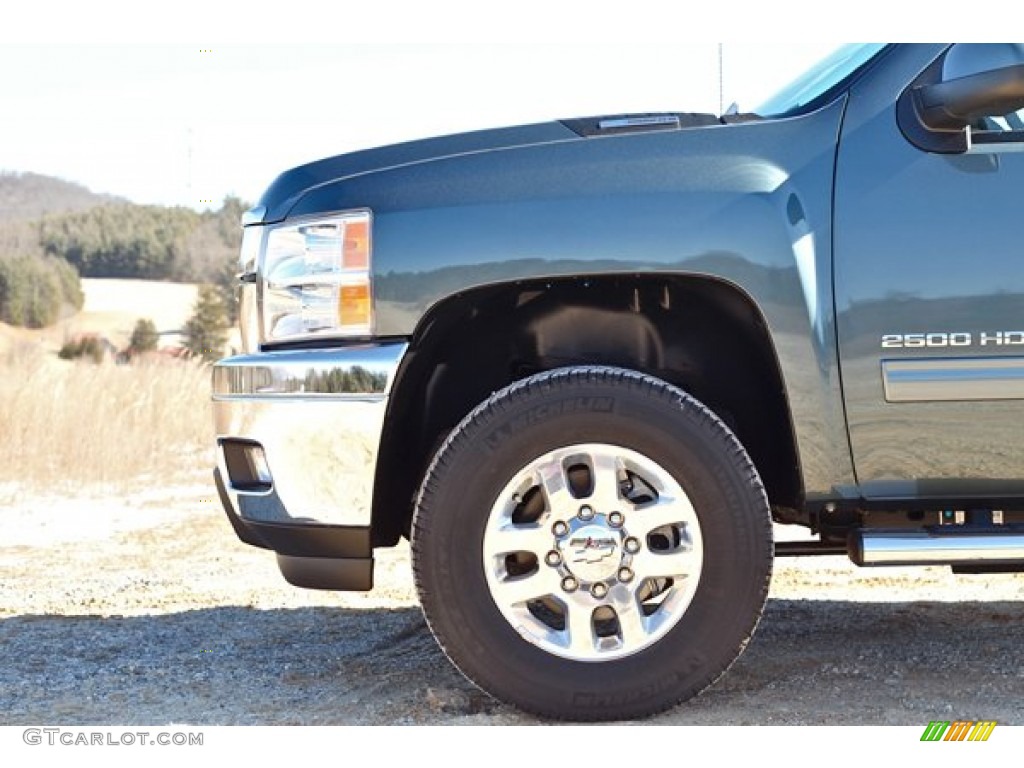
834, 44, 1024, 500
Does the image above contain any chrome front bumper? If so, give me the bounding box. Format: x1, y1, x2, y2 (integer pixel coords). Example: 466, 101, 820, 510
212, 342, 407, 590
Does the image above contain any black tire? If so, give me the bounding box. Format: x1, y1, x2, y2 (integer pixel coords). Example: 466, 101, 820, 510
412, 366, 772, 721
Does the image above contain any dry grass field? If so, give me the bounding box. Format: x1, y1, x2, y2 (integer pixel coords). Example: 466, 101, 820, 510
0, 346, 211, 490
76, 278, 200, 349
0, 278, 200, 356
0, 279, 212, 491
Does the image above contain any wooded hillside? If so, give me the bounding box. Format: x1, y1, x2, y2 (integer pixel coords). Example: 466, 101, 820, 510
0, 172, 244, 329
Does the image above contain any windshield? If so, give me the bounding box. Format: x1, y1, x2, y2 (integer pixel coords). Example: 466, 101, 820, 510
755, 44, 888, 117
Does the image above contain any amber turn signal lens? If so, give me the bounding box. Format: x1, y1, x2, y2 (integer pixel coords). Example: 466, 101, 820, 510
343, 220, 370, 269
338, 283, 371, 328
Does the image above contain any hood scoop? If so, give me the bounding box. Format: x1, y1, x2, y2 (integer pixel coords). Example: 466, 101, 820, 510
561, 112, 721, 137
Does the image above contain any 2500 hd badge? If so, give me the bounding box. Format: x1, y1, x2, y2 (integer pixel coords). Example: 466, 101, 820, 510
883, 332, 1024, 348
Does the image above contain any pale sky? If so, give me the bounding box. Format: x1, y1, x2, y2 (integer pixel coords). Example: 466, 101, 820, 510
0, 42, 837, 209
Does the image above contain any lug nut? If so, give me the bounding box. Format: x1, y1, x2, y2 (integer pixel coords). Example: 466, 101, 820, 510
608, 511, 624, 527
624, 537, 641, 554
552, 521, 569, 537
578, 505, 594, 521
618, 567, 634, 583
545, 550, 562, 567
591, 582, 608, 599
561, 576, 579, 593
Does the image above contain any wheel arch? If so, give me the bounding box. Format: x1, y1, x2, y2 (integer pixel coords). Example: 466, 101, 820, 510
371, 272, 803, 546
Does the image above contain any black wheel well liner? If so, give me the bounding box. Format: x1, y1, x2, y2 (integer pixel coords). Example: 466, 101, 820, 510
371, 273, 802, 546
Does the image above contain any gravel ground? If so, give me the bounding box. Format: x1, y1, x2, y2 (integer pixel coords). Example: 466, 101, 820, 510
2, 479, 1024, 725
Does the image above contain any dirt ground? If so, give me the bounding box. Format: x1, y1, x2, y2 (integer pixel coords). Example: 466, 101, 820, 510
2, 478, 1023, 725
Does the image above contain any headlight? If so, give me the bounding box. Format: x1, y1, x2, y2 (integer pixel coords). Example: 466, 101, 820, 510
260, 210, 373, 342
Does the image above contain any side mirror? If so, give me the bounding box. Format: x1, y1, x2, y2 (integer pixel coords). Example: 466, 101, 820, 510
915, 64, 1024, 132
900, 44, 1024, 153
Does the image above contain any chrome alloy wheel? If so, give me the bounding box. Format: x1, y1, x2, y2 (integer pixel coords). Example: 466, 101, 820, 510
483, 443, 704, 662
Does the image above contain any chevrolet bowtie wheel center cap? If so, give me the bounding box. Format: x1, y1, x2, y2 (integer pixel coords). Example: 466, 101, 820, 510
557, 520, 623, 583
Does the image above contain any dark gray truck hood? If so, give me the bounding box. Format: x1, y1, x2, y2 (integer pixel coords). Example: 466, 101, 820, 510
255, 113, 724, 223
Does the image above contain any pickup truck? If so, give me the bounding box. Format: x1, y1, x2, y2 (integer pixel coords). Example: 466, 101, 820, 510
211, 43, 1024, 721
